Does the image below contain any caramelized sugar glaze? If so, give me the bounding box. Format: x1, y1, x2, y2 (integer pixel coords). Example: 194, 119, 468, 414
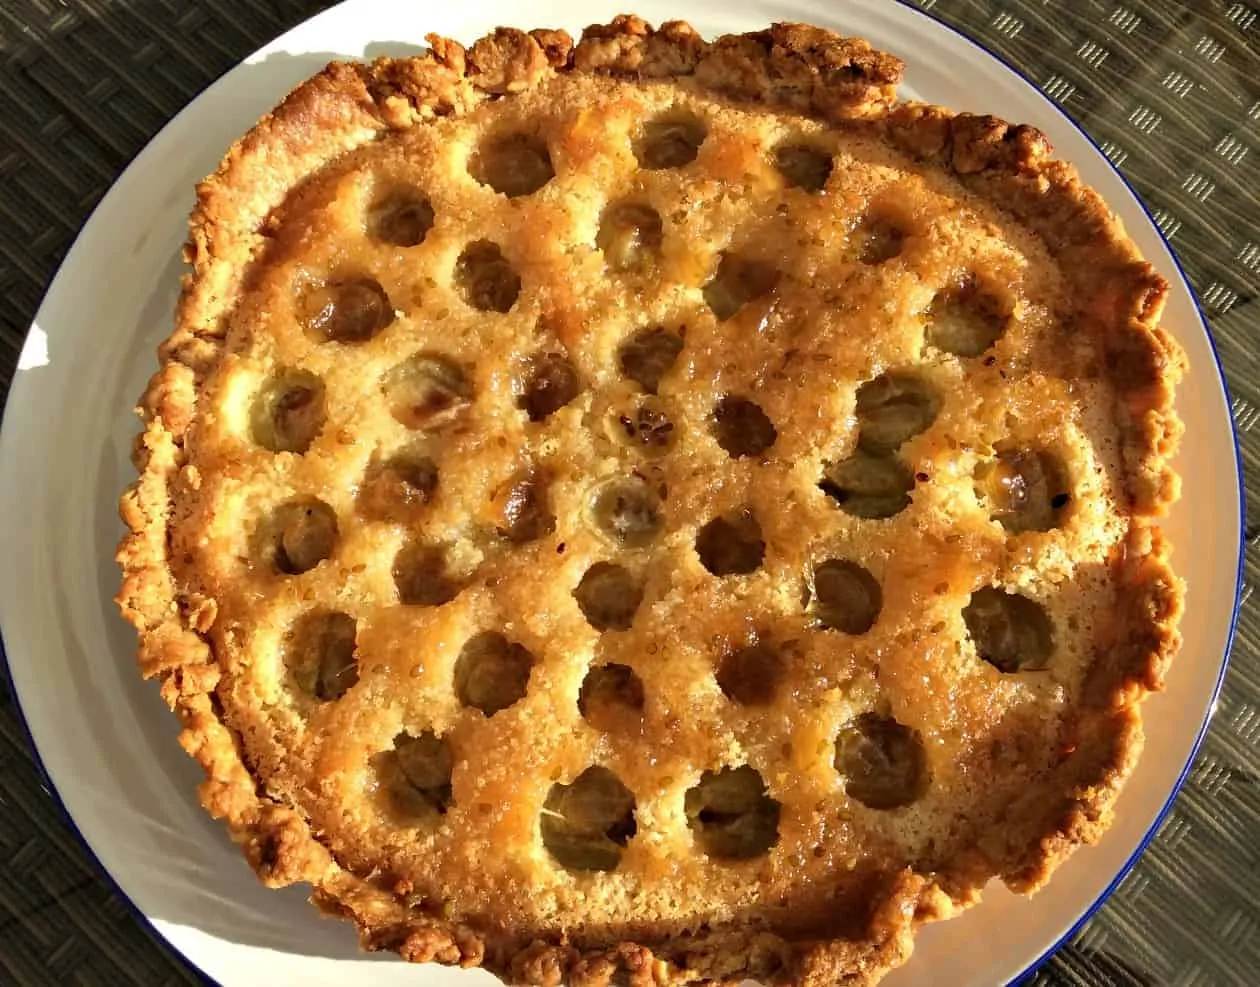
117, 17, 1185, 986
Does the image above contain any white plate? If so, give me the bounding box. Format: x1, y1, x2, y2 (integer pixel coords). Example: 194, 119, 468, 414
0, 1, 1243, 985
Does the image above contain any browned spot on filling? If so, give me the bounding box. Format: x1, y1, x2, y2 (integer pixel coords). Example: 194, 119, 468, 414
820, 452, 914, 519
470, 133, 555, 198
836, 713, 930, 810
810, 559, 882, 634
358, 448, 439, 520
703, 253, 778, 321
541, 767, 637, 872
269, 499, 338, 575
252, 370, 326, 454
490, 467, 555, 543
300, 276, 394, 343
384, 353, 472, 431
454, 631, 535, 714
696, 509, 765, 576
287, 610, 358, 701
379, 730, 454, 819
855, 214, 906, 265
393, 542, 461, 607
634, 116, 706, 169
773, 143, 833, 192
574, 562, 643, 631
590, 476, 664, 548
976, 447, 1071, 533
685, 765, 781, 859
618, 327, 684, 394
855, 371, 939, 453
518, 352, 581, 422
613, 396, 678, 453
579, 664, 646, 734
597, 201, 664, 274
712, 396, 777, 458
963, 587, 1054, 672
455, 241, 521, 312
927, 279, 1008, 357
367, 190, 435, 246
716, 640, 785, 707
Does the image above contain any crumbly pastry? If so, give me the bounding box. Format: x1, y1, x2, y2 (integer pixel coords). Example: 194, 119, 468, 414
116, 15, 1186, 986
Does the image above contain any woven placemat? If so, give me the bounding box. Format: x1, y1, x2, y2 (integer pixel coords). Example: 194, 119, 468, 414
0, 1, 1255, 985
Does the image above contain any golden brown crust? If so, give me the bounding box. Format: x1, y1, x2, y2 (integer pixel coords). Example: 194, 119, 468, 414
115, 15, 1184, 986
694, 22, 902, 121
884, 101, 1184, 515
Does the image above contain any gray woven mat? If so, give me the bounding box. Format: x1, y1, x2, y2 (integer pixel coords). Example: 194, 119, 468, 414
0, 1, 1256, 985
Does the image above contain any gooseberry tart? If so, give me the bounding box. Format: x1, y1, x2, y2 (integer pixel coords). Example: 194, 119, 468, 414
116, 15, 1186, 986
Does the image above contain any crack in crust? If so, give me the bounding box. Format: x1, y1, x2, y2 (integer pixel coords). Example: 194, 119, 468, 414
115, 15, 1184, 986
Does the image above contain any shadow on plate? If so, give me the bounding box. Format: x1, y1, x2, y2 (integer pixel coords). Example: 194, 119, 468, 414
363, 41, 430, 59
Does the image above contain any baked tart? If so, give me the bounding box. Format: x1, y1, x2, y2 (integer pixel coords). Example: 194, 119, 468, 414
116, 15, 1186, 986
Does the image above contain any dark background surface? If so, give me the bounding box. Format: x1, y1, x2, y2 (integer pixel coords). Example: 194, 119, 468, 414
0, 2, 1256, 985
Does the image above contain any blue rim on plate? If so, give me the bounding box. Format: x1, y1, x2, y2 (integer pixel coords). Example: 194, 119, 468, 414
893, 1, 1247, 982
0, 3, 1246, 985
